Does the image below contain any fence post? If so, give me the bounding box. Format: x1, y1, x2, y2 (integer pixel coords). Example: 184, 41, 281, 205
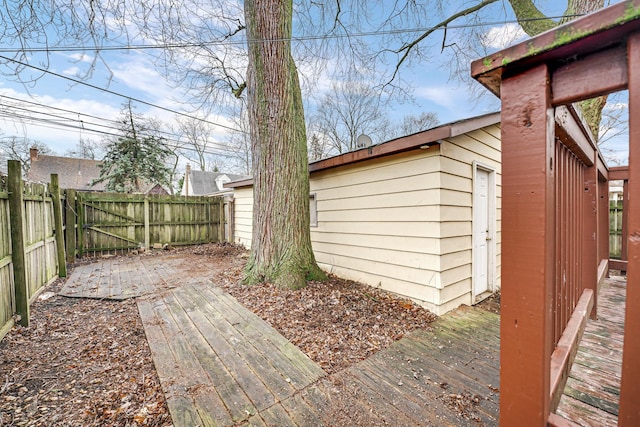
77, 192, 85, 258
229, 198, 235, 243
7, 160, 29, 326
219, 197, 224, 242
144, 196, 150, 250
65, 189, 77, 263
50, 174, 66, 277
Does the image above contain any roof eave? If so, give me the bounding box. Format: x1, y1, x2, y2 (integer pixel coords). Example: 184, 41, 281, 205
225, 111, 500, 189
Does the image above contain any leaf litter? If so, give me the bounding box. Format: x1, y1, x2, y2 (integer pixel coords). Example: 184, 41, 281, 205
0, 243, 494, 425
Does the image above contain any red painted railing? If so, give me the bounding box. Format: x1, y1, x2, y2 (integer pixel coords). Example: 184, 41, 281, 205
471, 2, 640, 425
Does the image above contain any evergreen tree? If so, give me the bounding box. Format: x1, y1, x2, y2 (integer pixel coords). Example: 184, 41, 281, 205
94, 102, 172, 193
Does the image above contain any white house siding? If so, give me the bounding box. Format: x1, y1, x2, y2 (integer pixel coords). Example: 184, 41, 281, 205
309, 149, 449, 313
438, 125, 502, 313
233, 186, 253, 248
229, 116, 501, 315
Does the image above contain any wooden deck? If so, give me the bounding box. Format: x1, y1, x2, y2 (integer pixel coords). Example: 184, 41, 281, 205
141, 284, 500, 426
62, 254, 501, 426
284, 305, 500, 426
59, 254, 215, 299
555, 275, 627, 426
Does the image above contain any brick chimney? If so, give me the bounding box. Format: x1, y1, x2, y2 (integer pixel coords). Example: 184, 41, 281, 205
30, 147, 39, 161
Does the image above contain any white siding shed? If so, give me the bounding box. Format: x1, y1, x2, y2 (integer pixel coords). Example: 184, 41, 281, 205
227, 112, 501, 315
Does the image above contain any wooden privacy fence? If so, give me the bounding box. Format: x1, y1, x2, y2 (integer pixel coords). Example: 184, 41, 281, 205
610, 198, 623, 259
0, 161, 63, 339
609, 166, 629, 272
65, 191, 225, 256
1, 159, 228, 340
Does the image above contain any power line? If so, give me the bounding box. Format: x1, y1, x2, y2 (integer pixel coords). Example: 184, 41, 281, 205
0, 15, 584, 53
0, 54, 244, 134
0, 95, 245, 158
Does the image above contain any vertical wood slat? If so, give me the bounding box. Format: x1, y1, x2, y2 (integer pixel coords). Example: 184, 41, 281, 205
622, 178, 629, 263
77, 192, 85, 257
7, 160, 28, 327
0, 170, 14, 340
619, 31, 640, 425
144, 196, 150, 250
500, 63, 555, 425
50, 174, 66, 277
582, 162, 598, 319
65, 189, 77, 262
72, 193, 226, 255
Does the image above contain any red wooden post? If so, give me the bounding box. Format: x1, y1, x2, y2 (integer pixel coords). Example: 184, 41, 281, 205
622, 178, 629, 265
619, 32, 640, 425
582, 163, 598, 318
598, 173, 609, 268
500, 63, 555, 426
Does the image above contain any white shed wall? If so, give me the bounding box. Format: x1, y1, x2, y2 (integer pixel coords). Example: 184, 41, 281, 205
230, 122, 501, 315
232, 186, 253, 249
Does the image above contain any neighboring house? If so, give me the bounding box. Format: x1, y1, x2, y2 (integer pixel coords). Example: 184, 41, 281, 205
226, 112, 502, 315
28, 148, 169, 194
181, 164, 247, 196
28, 148, 108, 191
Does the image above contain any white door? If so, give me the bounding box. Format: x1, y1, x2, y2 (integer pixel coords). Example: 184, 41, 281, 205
473, 168, 492, 297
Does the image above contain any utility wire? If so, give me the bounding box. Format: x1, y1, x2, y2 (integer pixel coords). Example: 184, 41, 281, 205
0, 15, 584, 53
0, 96, 244, 158
0, 54, 244, 134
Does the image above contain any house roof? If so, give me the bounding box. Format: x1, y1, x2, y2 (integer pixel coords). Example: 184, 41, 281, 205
226, 111, 500, 189
28, 153, 108, 191
187, 170, 248, 195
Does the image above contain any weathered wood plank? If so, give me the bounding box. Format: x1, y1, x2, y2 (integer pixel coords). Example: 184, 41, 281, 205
200, 286, 326, 389
279, 392, 321, 426
136, 298, 208, 427
567, 366, 620, 410
563, 378, 619, 416
361, 341, 500, 419
173, 286, 290, 407
182, 287, 311, 397
157, 291, 256, 423
256, 403, 297, 427
556, 277, 625, 425
556, 394, 618, 426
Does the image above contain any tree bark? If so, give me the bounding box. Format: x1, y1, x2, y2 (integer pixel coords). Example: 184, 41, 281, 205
243, 0, 325, 289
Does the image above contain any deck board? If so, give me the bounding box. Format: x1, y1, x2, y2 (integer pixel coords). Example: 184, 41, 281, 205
62, 253, 504, 426
555, 275, 626, 425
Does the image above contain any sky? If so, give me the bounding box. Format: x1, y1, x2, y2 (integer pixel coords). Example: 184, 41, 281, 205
0, 0, 629, 173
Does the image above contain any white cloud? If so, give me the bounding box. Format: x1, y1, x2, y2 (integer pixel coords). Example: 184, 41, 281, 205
63, 66, 80, 76
481, 23, 527, 50
415, 86, 460, 111
67, 53, 94, 63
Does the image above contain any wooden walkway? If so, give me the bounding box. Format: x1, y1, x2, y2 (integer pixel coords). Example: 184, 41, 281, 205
59, 254, 215, 299
555, 275, 627, 426
62, 254, 501, 426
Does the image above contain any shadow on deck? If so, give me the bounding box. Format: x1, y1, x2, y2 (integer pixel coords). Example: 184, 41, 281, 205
555, 275, 627, 426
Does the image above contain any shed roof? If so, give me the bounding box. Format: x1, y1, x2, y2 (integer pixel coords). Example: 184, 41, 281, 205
226, 111, 500, 189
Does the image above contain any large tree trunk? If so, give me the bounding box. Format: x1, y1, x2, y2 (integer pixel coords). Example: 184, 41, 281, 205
243, 0, 325, 289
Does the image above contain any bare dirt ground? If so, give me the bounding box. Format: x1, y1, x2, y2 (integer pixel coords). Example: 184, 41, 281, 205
0, 243, 493, 426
